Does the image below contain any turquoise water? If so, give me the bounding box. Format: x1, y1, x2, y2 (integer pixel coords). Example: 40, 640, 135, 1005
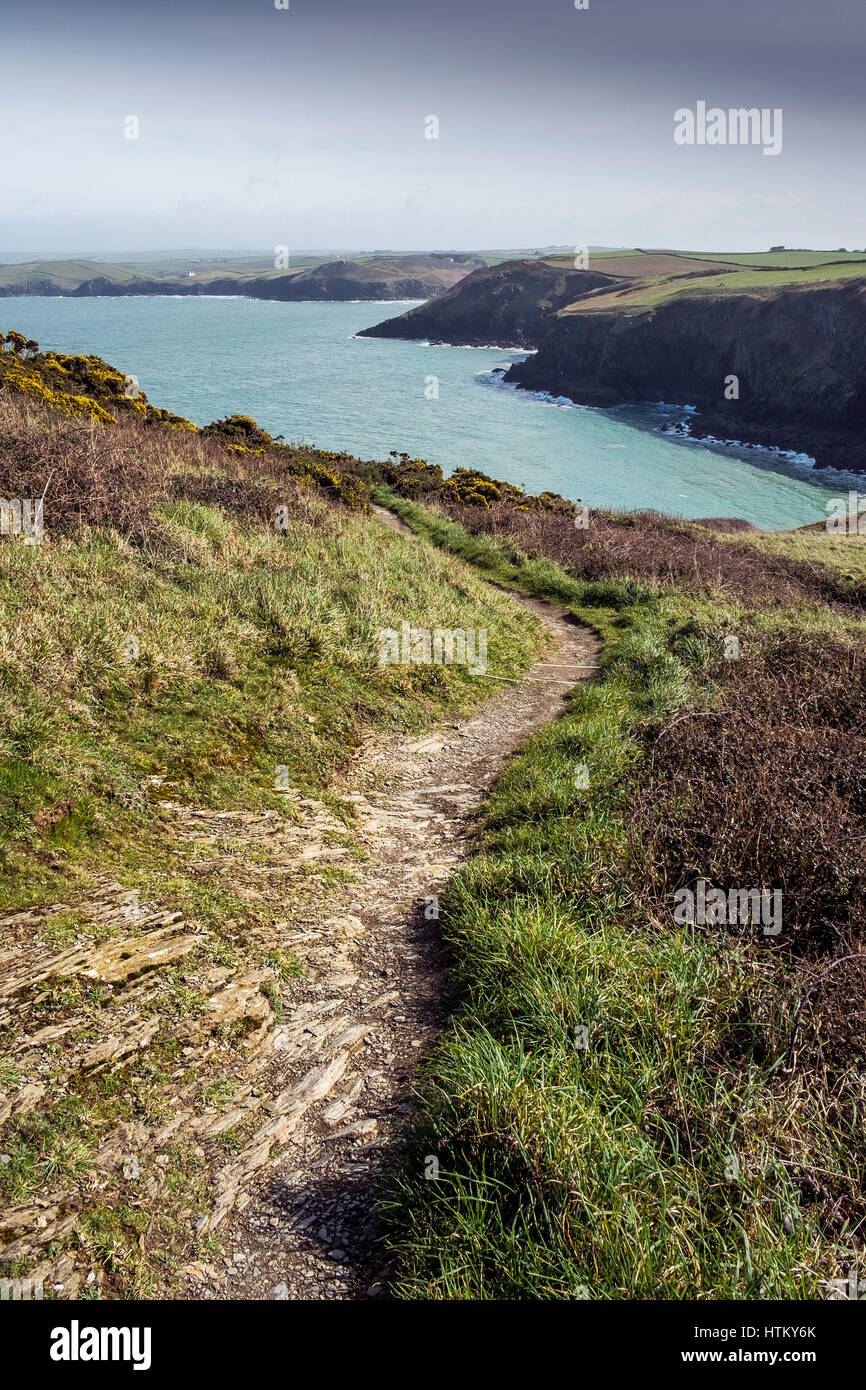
0, 296, 845, 529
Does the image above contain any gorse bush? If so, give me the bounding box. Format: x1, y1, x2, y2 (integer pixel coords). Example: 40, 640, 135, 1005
382, 451, 575, 513
0, 332, 194, 430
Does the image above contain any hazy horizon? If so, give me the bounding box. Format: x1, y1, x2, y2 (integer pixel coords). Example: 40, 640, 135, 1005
3, 0, 865, 254
3, 242, 865, 265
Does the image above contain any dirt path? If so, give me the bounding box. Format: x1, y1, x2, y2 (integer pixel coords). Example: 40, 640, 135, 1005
202, 506, 599, 1300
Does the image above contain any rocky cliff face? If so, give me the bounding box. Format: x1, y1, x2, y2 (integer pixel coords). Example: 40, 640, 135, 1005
359, 259, 618, 347
505, 279, 866, 472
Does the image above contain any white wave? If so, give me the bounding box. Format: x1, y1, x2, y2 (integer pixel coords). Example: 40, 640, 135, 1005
476, 369, 589, 409
446, 341, 536, 352
660, 418, 816, 468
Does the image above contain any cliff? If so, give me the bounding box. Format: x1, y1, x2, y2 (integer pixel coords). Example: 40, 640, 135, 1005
358, 258, 619, 347
505, 278, 866, 472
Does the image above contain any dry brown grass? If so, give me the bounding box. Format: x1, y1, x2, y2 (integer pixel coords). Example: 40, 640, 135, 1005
633, 631, 866, 955
424, 496, 866, 608
0, 397, 314, 541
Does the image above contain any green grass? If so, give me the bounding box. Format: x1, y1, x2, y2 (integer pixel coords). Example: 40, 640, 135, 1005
748, 525, 866, 585
685, 250, 866, 268
0, 493, 545, 912
562, 259, 866, 315
372, 486, 639, 650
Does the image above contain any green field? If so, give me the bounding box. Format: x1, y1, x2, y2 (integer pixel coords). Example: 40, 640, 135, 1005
686, 249, 866, 268
558, 252, 866, 315
0, 259, 142, 289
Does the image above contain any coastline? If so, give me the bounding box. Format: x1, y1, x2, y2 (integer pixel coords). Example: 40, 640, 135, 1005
0, 300, 841, 530
353, 332, 534, 352
0, 290, 431, 306
479, 366, 866, 494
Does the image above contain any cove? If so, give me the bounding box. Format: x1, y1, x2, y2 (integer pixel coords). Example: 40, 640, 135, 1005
0, 294, 847, 530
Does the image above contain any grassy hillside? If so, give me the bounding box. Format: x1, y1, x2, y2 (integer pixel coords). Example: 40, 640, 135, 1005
0, 260, 142, 291
686, 250, 866, 268
561, 256, 866, 316
359, 258, 619, 348
0, 424, 540, 915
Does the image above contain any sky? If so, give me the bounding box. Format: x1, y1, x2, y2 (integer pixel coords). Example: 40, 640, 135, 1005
2, 0, 864, 255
